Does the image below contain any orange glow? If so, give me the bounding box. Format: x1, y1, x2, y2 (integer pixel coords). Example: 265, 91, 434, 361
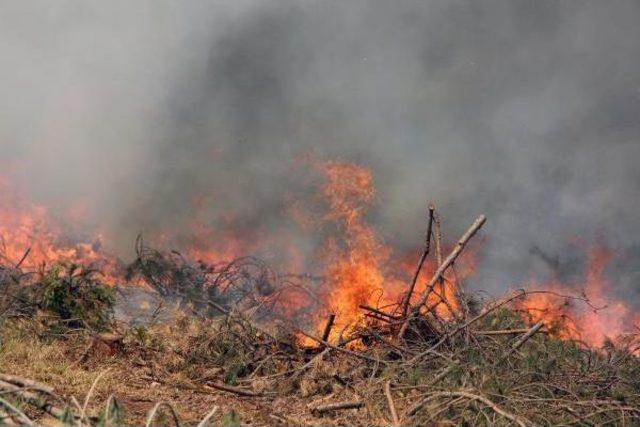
2, 160, 637, 351
516, 246, 631, 347
298, 161, 466, 345
180, 219, 255, 266
0, 174, 120, 282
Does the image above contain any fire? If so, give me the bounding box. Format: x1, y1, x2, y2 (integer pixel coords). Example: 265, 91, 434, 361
316, 161, 403, 341
2, 159, 637, 351
0, 174, 120, 281
300, 161, 468, 344
517, 246, 632, 347
180, 219, 257, 266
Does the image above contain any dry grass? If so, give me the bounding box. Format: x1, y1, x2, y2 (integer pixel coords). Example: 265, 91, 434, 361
2, 305, 640, 426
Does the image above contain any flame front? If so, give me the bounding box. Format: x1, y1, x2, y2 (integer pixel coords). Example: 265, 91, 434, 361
517, 246, 632, 347
316, 161, 403, 341
0, 174, 119, 281
1, 161, 638, 350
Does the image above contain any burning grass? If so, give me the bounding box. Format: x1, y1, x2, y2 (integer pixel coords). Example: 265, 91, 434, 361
1, 208, 640, 426
1, 163, 640, 425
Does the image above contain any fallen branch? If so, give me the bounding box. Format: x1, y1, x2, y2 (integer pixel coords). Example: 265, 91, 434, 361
0, 380, 69, 421
311, 400, 364, 415
0, 374, 54, 394
0, 409, 20, 426
405, 390, 530, 426
424, 289, 527, 353
292, 348, 331, 381
0, 396, 35, 426
384, 381, 400, 427
359, 305, 400, 320
429, 363, 458, 387
296, 329, 387, 366
206, 382, 262, 397
321, 314, 336, 343
503, 321, 545, 358
475, 328, 548, 336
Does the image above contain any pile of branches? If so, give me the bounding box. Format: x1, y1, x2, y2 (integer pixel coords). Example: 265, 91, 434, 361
125, 235, 324, 325
120, 206, 639, 425
265, 207, 640, 425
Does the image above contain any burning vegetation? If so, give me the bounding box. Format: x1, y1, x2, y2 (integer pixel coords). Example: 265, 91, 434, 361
1, 161, 640, 425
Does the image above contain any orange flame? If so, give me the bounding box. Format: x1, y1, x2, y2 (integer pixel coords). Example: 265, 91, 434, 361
316, 161, 402, 340
3, 160, 636, 351
517, 246, 632, 347
0, 174, 120, 281
299, 161, 467, 344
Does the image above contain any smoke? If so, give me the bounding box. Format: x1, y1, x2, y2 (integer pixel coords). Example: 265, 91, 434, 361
1, 1, 640, 296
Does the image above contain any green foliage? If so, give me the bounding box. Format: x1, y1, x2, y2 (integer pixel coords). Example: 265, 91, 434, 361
60, 407, 76, 425
96, 397, 125, 426
38, 262, 115, 331
221, 410, 242, 427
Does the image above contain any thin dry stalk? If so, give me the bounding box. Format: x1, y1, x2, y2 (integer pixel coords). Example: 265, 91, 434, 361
297, 329, 387, 365
145, 402, 182, 427
475, 328, 548, 336
384, 381, 400, 427
359, 305, 400, 320
0, 396, 35, 427
81, 368, 111, 422
400, 204, 435, 317
196, 406, 219, 427
425, 289, 527, 353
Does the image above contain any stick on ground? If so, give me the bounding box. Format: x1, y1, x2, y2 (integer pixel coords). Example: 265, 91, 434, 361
503, 321, 545, 358
405, 391, 530, 426
207, 382, 262, 397
384, 381, 400, 427
311, 400, 364, 415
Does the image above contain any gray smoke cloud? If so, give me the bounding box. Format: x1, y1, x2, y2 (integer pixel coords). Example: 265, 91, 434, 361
1, 1, 639, 298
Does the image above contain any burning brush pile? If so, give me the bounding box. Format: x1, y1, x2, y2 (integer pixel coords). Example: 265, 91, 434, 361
1, 163, 640, 425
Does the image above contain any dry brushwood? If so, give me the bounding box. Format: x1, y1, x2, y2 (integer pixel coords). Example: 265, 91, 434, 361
399, 214, 486, 339
1, 207, 640, 426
